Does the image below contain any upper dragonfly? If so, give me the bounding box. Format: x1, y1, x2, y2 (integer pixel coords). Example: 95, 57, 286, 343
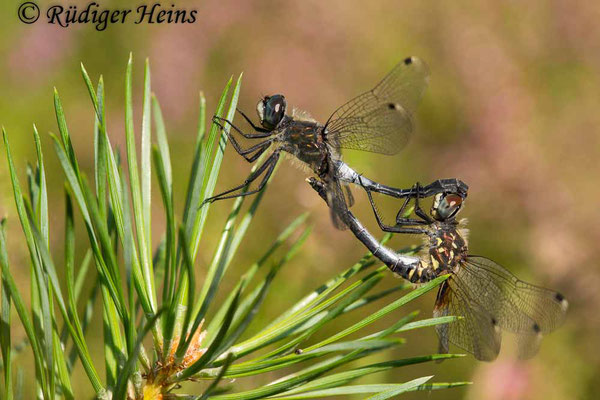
203, 57, 467, 229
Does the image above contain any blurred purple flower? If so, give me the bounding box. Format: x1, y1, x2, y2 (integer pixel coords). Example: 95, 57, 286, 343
8, 23, 73, 82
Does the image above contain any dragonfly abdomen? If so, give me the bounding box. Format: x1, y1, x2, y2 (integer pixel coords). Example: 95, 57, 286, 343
391, 260, 436, 283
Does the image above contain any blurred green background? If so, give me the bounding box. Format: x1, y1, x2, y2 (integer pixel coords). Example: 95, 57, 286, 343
1, 0, 598, 399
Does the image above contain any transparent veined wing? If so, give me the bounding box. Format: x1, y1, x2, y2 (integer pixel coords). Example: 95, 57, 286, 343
325, 57, 430, 155
326, 177, 351, 230
434, 256, 568, 361
461, 256, 568, 335
434, 279, 502, 362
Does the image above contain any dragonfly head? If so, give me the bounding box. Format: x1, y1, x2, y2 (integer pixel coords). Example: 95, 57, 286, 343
257, 94, 287, 130
431, 193, 464, 221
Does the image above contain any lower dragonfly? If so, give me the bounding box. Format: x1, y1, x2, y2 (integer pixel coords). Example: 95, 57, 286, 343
307, 177, 568, 361
201, 56, 466, 228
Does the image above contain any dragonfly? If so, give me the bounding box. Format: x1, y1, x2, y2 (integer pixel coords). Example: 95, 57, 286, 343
363, 181, 568, 361
203, 57, 467, 228
307, 177, 568, 361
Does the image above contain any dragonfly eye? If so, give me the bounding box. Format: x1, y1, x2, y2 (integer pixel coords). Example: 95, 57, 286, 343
257, 94, 286, 130
431, 193, 463, 221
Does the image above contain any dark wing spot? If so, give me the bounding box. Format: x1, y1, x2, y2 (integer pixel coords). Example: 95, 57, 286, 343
555, 293, 565, 302
533, 323, 541, 333
388, 102, 398, 110
404, 57, 413, 65
491, 317, 498, 326
294, 349, 303, 355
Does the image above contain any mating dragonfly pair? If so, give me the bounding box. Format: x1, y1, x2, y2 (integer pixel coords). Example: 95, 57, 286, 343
203, 57, 568, 361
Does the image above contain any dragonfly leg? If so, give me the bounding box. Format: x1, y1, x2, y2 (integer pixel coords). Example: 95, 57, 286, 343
233, 140, 273, 163
392, 182, 432, 225
214, 115, 272, 138
394, 193, 413, 221
201, 150, 280, 205
236, 108, 272, 134
412, 183, 435, 224
361, 177, 428, 234
213, 116, 273, 162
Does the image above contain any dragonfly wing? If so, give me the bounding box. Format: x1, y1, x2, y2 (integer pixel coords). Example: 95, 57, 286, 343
325, 57, 430, 155
343, 182, 355, 207
433, 282, 451, 355
516, 329, 543, 360
325, 178, 350, 230
461, 256, 568, 334
455, 256, 568, 359
434, 279, 502, 361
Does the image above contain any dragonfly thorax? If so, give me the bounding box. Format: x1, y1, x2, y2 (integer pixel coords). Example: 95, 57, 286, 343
428, 224, 468, 273
277, 119, 331, 174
